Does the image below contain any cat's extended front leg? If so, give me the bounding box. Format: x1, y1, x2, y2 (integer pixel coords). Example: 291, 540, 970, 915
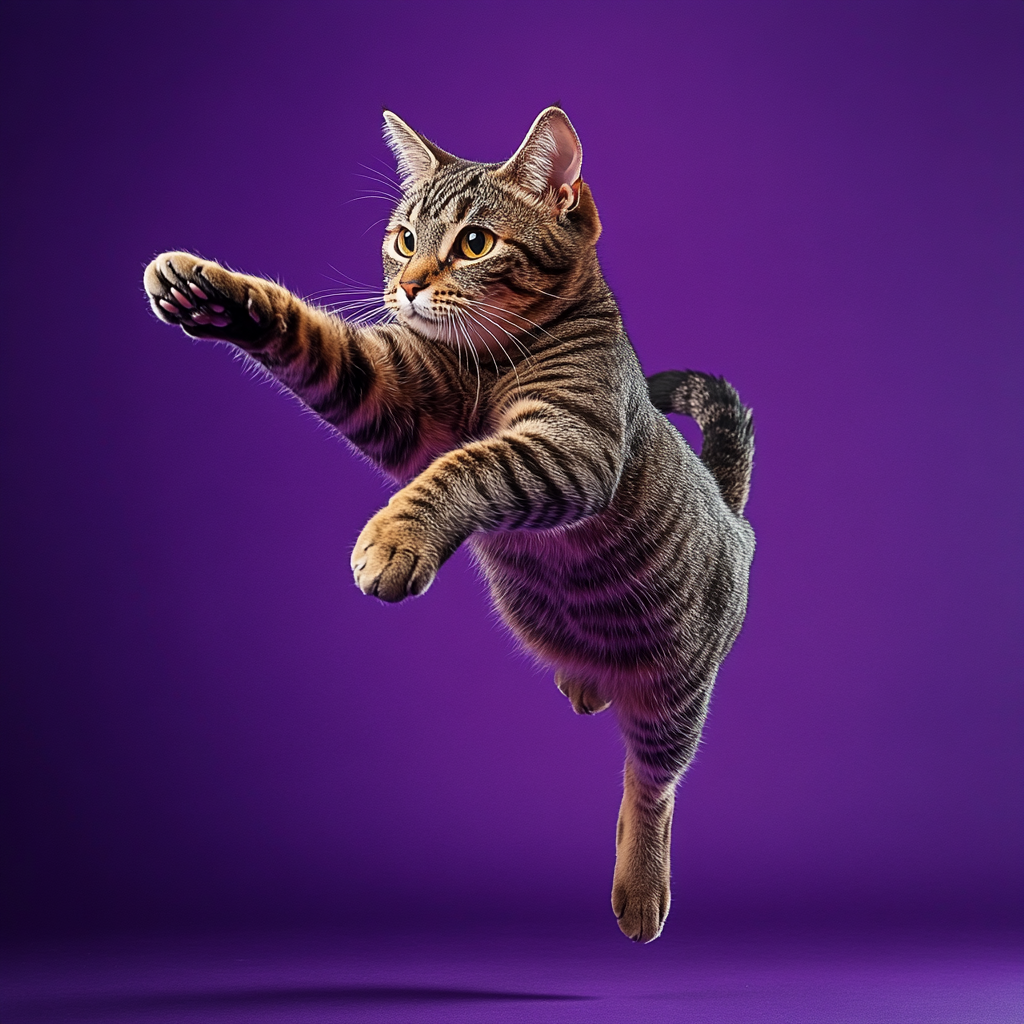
145, 251, 296, 348
351, 400, 624, 601
144, 252, 381, 427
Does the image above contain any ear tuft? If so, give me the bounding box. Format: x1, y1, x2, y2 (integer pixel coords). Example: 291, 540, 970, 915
382, 111, 453, 188
498, 107, 583, 207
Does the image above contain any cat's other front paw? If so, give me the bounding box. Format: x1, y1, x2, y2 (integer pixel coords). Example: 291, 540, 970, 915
351, 504, 444, 603
143, 251, 278, 346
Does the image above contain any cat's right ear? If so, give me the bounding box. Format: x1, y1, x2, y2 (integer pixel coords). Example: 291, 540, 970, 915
382, 111, 454, 188
497, 107, 584, 215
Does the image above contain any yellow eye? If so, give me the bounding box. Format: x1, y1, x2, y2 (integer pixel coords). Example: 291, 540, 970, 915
395, 229, 416, 258
459, 228, 495, 260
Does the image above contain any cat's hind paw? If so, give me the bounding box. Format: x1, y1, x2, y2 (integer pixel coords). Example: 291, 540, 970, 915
612, 877, 670, 944
555, 671, 611, 715
143, 251, 276, 345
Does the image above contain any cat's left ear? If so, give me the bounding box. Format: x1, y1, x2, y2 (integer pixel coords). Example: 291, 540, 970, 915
497, 107, 583, 215
382, 110, 455, 188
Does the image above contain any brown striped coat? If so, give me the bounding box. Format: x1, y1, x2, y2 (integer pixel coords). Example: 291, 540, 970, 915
144, 107, 755, 943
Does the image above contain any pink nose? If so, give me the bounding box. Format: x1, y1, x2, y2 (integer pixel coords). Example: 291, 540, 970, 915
400, 280, 423, 300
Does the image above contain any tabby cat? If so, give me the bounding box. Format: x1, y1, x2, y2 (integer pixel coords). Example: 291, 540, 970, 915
143, 107, 755, 942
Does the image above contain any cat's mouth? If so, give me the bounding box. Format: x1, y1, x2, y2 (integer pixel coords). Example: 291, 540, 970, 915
394, 286, 527, 360
395, 292, 447, 336
397, 289, 477, 346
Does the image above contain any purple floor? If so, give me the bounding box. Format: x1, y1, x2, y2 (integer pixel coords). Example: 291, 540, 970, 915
3, 925, 1020, 1023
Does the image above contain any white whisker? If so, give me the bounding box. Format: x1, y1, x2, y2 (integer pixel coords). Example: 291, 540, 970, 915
360, 216, 391, 237
363, 158, 404, 189
467, 297, 558, 349
323, 266, 381, 291
308, 287, 384, 302
452, 309, 483, 415
356, 166, 404, 198
347, 193, 403, 204
463, 301, 534, 361
461, 307, 523, 391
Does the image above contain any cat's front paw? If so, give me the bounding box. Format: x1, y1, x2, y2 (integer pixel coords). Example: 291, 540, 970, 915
351, 505, 443, 603
143, 251, 277, 345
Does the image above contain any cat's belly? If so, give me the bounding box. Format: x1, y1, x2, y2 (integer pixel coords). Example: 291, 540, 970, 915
468, 494, 753, 681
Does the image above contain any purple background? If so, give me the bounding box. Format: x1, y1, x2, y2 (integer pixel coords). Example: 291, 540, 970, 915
1, 0, 1021, 939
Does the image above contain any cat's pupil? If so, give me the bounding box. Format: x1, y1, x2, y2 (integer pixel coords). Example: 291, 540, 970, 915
465, 231, 485, 256
402, 230, 415, 253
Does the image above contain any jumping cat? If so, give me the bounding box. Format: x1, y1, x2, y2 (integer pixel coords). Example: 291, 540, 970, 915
143, 107, 755, 942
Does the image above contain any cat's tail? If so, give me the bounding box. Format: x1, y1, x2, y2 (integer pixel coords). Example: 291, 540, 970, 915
647, 370, 754, 516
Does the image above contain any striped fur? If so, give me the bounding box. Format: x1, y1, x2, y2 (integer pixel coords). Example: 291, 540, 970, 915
143, 107, 755, 943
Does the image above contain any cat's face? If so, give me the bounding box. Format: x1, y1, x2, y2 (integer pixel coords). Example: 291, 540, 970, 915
381, 108, 601, 356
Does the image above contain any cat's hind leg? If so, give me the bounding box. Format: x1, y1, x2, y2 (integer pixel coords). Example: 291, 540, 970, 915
611, 685, 711, 942
555, 670, 611, 715
611, 759, 675, 943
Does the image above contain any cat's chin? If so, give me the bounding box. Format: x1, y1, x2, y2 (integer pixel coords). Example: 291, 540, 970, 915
397, 308, 449, 342
399, 309, 516, 357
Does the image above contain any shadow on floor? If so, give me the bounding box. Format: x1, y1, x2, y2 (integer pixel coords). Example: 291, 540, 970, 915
10, 983, 594, 1019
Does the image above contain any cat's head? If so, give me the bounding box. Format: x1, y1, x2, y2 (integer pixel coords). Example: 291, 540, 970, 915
380, 107, 602, 355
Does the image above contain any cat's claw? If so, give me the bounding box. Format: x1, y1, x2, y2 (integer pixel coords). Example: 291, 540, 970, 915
143, 251, 274, 344
351, 506, 442, 603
